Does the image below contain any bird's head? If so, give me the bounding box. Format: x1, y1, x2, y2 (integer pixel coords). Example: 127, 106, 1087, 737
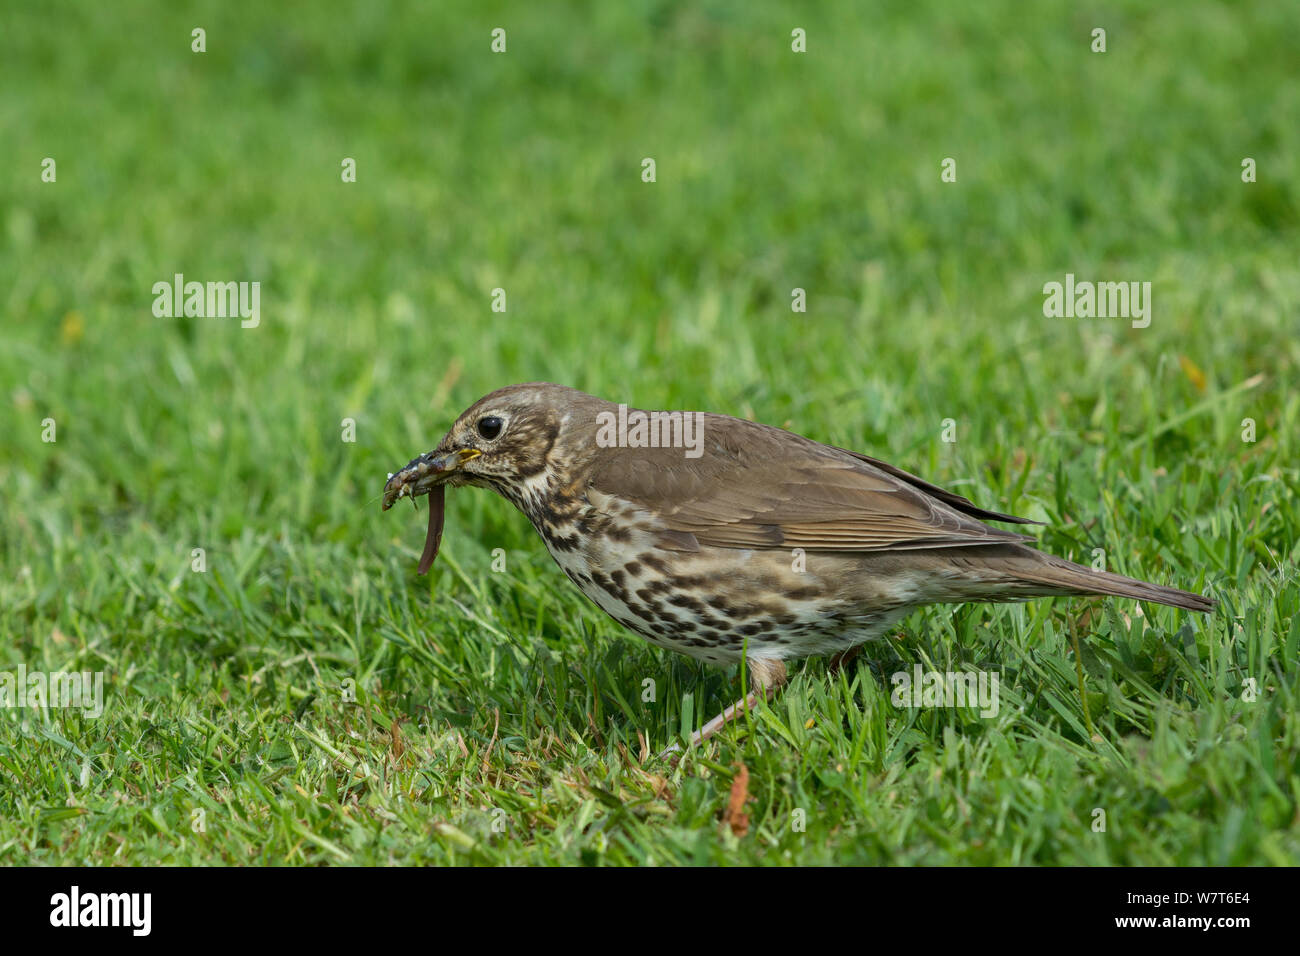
382, 383, 605, 571
382, 382, 604, 505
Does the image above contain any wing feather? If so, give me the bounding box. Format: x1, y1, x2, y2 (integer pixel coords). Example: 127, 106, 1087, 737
587, 413, 1036, 553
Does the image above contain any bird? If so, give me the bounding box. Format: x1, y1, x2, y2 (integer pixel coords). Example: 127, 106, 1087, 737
382, 382, 1214, 754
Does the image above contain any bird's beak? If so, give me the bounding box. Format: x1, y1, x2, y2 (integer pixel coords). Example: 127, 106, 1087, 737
381, 448, 480, 512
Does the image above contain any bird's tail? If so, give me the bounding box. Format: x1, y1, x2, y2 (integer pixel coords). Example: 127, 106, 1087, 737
1003, 549, 1215, 612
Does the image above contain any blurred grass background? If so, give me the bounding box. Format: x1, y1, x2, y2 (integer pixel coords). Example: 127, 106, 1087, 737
0, 0, 1296, 864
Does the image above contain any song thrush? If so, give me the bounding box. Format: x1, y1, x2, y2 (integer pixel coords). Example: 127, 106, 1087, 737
382, 383, 1214, 752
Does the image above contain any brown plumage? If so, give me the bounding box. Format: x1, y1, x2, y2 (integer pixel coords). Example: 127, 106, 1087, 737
382, 383, 1214, 750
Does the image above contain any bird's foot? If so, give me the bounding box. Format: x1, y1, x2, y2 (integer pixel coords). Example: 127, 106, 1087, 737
658, 658, 787, 762
657, 691, 763, 761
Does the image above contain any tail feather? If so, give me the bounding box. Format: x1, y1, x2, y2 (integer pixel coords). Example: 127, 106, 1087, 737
1011, 553, 1215, 613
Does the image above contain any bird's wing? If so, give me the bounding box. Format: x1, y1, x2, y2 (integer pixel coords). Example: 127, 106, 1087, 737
587, 414, 1038, 553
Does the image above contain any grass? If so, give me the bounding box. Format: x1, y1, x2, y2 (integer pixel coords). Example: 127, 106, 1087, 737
0, 0, 1297, 865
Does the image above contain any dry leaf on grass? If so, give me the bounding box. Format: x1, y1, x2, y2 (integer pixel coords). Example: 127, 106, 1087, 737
722, 762, 751, 837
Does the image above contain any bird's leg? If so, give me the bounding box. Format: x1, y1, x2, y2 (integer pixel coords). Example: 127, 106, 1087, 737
828, 645, 864, 676
659, 658, 787, 759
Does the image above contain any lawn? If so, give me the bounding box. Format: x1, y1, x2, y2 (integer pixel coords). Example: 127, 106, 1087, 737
0, 0, 1296, 865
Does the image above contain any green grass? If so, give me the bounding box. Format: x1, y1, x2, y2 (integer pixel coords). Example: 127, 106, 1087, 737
1, 0, 1297, 865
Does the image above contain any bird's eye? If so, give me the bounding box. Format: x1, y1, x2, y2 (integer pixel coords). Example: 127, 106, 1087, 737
476, 416, 504, 441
